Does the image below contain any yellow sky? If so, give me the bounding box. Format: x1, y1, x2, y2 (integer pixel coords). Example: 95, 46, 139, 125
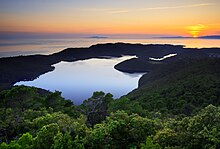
0, 0, 220, 37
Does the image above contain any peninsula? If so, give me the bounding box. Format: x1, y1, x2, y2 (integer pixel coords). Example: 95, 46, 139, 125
0, 43, 220, 90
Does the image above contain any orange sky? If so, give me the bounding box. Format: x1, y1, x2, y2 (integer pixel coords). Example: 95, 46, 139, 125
0, 0, 220, 37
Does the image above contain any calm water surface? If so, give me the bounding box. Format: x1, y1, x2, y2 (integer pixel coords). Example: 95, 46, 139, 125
15, 56, 144, 104
0, 38, 220, 57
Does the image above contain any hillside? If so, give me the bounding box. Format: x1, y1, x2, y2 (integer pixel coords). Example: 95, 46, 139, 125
127, 58, 220, 115
0, 44, 220, 148
0, 57, 220, 148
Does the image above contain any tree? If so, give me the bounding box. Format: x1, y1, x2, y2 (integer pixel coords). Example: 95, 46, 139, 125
53, 132, 73, 149
86, 111, 158, 148
34, 123, 59, 149
80, 91, 114, 126
17, 133, 33, 149
140, 137, 161, 149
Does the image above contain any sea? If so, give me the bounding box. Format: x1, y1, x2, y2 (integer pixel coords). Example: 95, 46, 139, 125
2, 37, 220, 104
1, 38, 220, 58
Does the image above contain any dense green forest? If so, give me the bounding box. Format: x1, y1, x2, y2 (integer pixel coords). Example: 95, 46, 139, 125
0, 58, 220, 148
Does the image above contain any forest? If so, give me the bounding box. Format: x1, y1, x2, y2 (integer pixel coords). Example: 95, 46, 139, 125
0, 58, 220, 149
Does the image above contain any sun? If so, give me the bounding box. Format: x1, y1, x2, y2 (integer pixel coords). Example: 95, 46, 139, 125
187, 24, 206, 38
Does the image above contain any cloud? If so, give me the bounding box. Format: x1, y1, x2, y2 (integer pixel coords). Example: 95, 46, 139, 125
83, 8, 129, 14
108, 10, 129, 14
81, 3, 214, 14
142, 3, 214, 10
83, 8, 111, 12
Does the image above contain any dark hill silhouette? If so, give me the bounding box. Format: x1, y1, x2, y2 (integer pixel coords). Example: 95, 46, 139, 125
199, 35, 220, 39
0, 43, 220, 90
88, 36, 108, 39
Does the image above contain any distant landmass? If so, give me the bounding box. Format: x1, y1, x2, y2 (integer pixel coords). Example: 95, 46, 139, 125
198, 35, 220, 39
159, 36, 190, 39
88, 36, 108, 39
159, 35, 220, 39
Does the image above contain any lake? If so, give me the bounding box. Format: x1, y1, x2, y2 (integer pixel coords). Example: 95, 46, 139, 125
15, 56, 144, 104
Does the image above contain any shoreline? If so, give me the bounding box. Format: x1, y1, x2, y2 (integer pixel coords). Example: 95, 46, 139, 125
0, 43, 220, 91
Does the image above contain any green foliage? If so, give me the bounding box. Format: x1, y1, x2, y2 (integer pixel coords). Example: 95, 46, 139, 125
0, 86, 41, 113
17, 133, 33, 149
53, 132, 73, 149
154, 128, 177, 148
140, 137, 161, 149
151, 105, 220, 148
0, 86, 80, 142
80, 91, 114, 126
0, 133, 33, 149
34, 123, 59, 149
185, 105, 220, 148
0, 142, 8, 149
0, 58, 220, 148
128, 58, 220, 116
108, 96, 147, 116
85, 110, 158, 148
0, 85, 79, 117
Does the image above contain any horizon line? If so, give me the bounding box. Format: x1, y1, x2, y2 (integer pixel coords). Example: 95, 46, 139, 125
0, 31, 219, 39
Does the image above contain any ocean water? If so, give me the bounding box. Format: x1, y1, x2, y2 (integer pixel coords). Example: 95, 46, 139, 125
0, 38, 220, 58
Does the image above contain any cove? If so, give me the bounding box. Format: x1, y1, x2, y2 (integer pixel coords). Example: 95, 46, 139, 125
15, 56, 145, 105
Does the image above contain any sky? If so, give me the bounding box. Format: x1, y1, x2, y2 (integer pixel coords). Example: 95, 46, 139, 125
0, 0, 220, 37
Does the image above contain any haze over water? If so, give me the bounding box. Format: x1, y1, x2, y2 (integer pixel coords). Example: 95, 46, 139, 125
0, 38, 220, 58
1, 0, 219, 58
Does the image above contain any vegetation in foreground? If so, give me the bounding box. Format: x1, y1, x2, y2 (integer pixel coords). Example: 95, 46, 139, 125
0, 58, 220, 149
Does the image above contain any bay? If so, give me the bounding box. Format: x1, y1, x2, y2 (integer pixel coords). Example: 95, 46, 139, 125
5, 37, 220, 104
15, 56, 144, 104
